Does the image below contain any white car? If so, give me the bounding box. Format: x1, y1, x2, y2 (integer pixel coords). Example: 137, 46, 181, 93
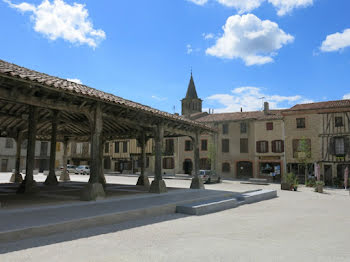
59, 165, 77, 173
75, 165, 90, 175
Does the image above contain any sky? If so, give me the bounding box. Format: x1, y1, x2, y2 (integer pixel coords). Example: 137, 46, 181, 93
1, 0, 350, 114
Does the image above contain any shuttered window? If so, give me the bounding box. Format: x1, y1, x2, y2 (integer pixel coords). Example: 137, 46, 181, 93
296, 118, 306, 128
114, 142, 120, 153
222, 139, 229, 153
123, 141, 128, 153
185, 140, 193, 151
335, 137, 345, 155
266, 122, 273, 130
240, 138, 248, 153
256, 141, 268, 153
201, 139, 208, 151
162, 157, 174, 169
272, 140, 284, 153
240, 122, 247, 133
165, 139, 174, 155
222, 123, 229, 134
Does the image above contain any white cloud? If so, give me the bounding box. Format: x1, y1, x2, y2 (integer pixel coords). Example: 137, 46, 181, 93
343, 94, 350, 100
5, 0, 106, 48
206, 14, 294, 66
217, 0, 264, 13
67, 78, 82, 84
206, 86, 311, 113
151, 95, 168, 101
320, 29, 350, 52
203, 33, 214, 40
187, 0, 208, 5
268, 0, 313, 16
187, 0, 313, 15
186, 44, 193, 54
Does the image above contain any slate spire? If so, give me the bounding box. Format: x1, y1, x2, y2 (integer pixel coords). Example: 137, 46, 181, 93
185, 71, 198, 99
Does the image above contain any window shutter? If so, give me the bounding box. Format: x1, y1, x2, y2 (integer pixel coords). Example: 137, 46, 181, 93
265, 141, 269, 153
292, 139, 298, 158
328, 137, 335, 155
171, 158, 174, 169
256, 141, 260, 153
162, 158, 166, 169
281, 141, 284, 153
272, 141, 276, 153
344, 136, 350, 155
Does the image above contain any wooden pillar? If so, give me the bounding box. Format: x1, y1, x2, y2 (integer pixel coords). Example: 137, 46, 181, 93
190, 130, 204, 189
17, 106, 38, 193
81, 103, 106, 200
59, 138, 70, 181
136, 132, 150, 188
149, 124, 167, 193
45, 111, 59, 185
10, 132, 23, 183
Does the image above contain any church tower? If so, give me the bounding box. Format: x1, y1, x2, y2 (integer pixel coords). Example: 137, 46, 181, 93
181, 72, 202, 117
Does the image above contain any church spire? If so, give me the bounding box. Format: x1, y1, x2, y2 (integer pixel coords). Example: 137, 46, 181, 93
185, 70, 198, 99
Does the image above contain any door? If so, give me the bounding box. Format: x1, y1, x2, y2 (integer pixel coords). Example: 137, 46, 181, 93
237, 161, 253, 179
1, 159, 8, 172
324, 165, 332, 186
183, 159, 193, 175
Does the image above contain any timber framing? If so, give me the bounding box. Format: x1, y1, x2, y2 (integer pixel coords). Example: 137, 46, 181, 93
0, 60, 215, 142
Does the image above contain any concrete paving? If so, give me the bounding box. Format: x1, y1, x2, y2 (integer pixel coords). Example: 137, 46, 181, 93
0, 173, 349, 261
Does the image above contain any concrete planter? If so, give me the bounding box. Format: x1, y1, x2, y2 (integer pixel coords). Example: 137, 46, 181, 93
281, 182, 292, 191
315, 184, 323, 193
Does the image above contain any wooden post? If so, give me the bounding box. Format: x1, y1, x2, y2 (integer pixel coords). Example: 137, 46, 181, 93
60, 138, 70, 181
81, 103, 106, 200
17, 106, 38, 193
45, 110, 59, 185
190, 130, 204, 189
136, 132, 150, 188
149, 124, 167, 193
10, 132, 23, 183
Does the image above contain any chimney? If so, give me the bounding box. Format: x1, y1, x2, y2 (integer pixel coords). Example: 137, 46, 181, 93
264, 102, 269, 115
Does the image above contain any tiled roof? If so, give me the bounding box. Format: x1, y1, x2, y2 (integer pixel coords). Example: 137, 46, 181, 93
287, 99, 350, 111
196, 110, 283, 123
0, 59, 213, 131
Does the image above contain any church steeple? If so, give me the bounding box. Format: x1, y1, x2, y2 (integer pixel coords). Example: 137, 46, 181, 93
181, 71, 202, 117
185, 71, 199, 99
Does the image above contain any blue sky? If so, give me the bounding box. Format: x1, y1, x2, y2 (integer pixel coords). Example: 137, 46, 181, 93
1, 0, 350, 113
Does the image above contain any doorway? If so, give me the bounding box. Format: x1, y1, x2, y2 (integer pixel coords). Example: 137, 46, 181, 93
237, 161, 253, 179
1, 159, 8, 172
183, 159, 193, 175
324, 165, 332, 186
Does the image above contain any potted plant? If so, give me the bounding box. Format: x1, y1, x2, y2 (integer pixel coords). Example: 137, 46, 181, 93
281, 173, 298, 191
314, 181, 324, 193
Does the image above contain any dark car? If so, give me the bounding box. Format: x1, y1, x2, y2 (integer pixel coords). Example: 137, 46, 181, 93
199, 170, 221, 183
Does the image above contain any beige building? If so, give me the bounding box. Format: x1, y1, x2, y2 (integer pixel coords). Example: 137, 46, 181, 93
283, 100, 350, 185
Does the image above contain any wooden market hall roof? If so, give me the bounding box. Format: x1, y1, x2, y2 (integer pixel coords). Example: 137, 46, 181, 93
0, 59, 215, 141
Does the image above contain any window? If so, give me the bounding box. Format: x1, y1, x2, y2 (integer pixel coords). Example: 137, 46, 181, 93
293, 139, 311, 158
22, 139, 27, 150
222, 123, 229, 134
222, 162, 230, 172
266, 122, 273, 130
222, 139, 229, 153
200, 158, 210, 170
165, 139, 174, 155
240, 122, 247, 134
162, 157, 174, 169
104, 142, 109, 154
115, 142, 120, 153
335, 137, 345, 155
146, 157, 150, 168
335, 117, 343, 127
256, 141, 268, 153
201, 139, 208, 151
5, 138, 13, 149
40, 142, 48, 156
185, 140, 193, 151
240, 138, 248, 153
272, 140, 284, 153
296, 118, 306, 128
123, 141, 128, 153
56, 142, 61, 152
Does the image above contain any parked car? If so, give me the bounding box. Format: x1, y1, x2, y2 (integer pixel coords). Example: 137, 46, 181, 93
199, 170, 221, 184
75, 165, 90, 175
59, 165, 77, 173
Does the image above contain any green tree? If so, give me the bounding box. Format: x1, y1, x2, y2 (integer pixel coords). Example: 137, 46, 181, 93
296, 137, 312, 184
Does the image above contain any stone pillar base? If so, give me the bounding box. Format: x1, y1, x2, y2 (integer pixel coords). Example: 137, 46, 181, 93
136, 174, 150, 188
149, 179, 167, 194
80, 183, 106, 201
59, 171, 70, 182
190, 176, 205, 189
10, 173, 23, 183
16, 179, 39, 194
44, 172, 58, 186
